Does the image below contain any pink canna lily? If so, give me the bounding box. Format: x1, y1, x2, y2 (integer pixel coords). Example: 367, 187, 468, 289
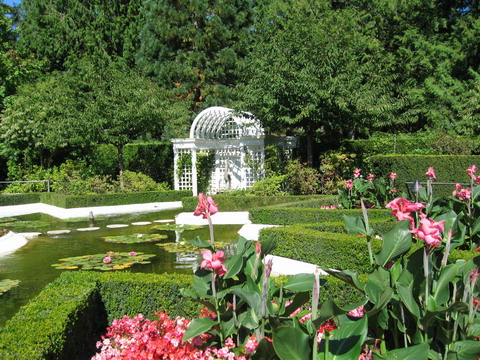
411, 215, 446, 248
425, 167, 436, 179
200, 250, 227, 276
466, 165, 478, 179
389, 172, 397, 180
345, 179, 353, 189
193, 193, 218, 219
353, 169, 362, 178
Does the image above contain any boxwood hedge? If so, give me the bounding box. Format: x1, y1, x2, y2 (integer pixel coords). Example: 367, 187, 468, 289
181, 195, 338, 212
0, 193, 41, 206
250, 207, 391, 225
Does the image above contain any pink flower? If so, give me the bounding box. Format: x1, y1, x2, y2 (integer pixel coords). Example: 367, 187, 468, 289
453, 184, 471, 201
389, 172, 397, 180
193, 193, 218, 219
200, 250, 227, 276
411, 216, 446, 248
353, 169, 362, 178
467, 165, 478, 179
367, 174, 375, 183
245, 334, 258, 354
345, 179, 354, 189
348, 305, 365, 318
386, 197, 425, 226
129, 251, 137, 256
425, 167, 436, 179
103, 256, 112, 264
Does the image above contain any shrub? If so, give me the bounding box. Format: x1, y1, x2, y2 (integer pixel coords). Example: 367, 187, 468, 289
283, 160, 322, 195
249, 206, 391, 225
181, 195, 337, 212
0, 193, 41, 205
121, 170, 170, 193
123, 143, 174, 184
248, 175, 287, 196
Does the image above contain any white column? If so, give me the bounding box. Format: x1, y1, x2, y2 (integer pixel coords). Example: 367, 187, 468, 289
240, 144, 247, 189
173, 147, 179, 190
191, 149, 198, 196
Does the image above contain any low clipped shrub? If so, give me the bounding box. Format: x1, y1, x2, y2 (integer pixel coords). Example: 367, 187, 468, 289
260, 226, 382, 274
0, 272, 200, 360
181, 195, 337, 212
0, 193, 41, 206
249, 207, 391, 225
303, 218, 395, 234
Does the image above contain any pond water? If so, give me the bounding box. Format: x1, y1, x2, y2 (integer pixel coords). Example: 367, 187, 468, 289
0, 210, 241, 327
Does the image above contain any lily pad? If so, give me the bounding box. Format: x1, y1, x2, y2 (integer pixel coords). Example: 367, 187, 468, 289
52, 252, 155, 271
0, 279, 20, 295
157, 240, 230, 253
0, 217, 18, 222
152, 224, 204, 231
0, 220, 51, 231
103, 233, 167, 244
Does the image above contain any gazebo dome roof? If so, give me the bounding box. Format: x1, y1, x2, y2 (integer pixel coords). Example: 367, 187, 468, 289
189, 106, 264, 140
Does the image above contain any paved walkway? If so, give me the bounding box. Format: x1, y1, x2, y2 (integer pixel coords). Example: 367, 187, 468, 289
175, 211, 251, 225
0, 201, 183, 219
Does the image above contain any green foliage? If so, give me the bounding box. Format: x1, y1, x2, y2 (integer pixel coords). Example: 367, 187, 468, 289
0, 271, 200, 359
303, 218, 395, 235
283, 160, 322, 195
52, 252, 156, 271
260, 226, 382, 274
196, 151, 215, 193
369, 155, 480, 197
123, 143, 174, 184
137, 0, 254, 109
249, 206, 391, 225
248, 175, 287, 196
181, 195, 337, 212
0, 193, 41, 206
319, 151, 358, 195
103, 234, 168, 244
120, 170, 170, 193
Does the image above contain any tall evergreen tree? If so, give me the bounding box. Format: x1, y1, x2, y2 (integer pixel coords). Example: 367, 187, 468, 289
136, 0, 255, 110
17, 0, 143, 70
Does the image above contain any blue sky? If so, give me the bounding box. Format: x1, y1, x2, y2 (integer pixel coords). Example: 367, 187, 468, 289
3, 0, 21, 6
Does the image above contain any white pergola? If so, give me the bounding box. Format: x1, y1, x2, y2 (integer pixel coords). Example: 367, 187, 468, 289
172, 106, 297, 195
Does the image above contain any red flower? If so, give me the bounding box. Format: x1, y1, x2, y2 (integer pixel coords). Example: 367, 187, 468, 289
200, 250, 227, 276
193, 193, 218, 219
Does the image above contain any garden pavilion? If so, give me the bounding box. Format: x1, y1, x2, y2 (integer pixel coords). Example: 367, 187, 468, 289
172, 106, 297, 195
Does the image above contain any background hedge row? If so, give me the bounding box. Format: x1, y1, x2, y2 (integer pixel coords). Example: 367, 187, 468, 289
181, 195, 338, 212
369, 155, 480, 197
0, 190, 190, 208
250, 207, 391, 225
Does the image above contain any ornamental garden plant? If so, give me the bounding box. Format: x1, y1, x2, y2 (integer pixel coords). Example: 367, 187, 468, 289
90, 172, 479, 359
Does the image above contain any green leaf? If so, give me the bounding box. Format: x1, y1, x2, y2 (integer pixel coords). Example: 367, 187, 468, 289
182, 317, 217, 341
192, 273, 212, 298
449, 340, 480, 360
373, 342, 429, 360
325, 269, 365, 292
272, 326, 311, 360
229, 288, 262, 318
432, 264, 457, 306
467, 318, 480, 337
186, 236, 213, 248
283, 273, 315, 292
312, 299, 367, 328
374, 220, 412, 267
261, 235, 277, 255
367, 287, 394, 317
319, 315, 368, 360
282, 291, 310, 317
396, 282, 420, 321
223, 254, 243, 279
343, 215, 367, 235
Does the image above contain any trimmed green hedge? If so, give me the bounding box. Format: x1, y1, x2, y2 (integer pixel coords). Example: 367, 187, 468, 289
0, 193, 41, 206
261, 226, 382, 274
182, 195, 338, 212
303, 218, 395, 234
0, 272, 200, 360
250, 207, 391, 225
0, 191, 189, 208
369, 155, 480, 197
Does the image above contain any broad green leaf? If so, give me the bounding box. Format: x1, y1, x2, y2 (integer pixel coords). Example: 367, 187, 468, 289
261, 236, 277, 255
422, 302, 469, 327
449, 340, 480, 360
192, 273, 212, 298
396, 282, 420, 321
473, 185, 480, 201
223, 254, 243, 279
182, 317, 216, 341
325, 269, 365, 292
319, 315, 367, 360
365, 268, 390, 304
432, 264, 457, 305
282, 291, 310, 317
238, 307, 259, 329
236, 236, 248, 255
374, 220, 412, 266
367, 287, 394, 317
272, 326, 311, 360
373, 343, 429, 360
186, 236, 212, 248
343, 215, 367, 235
470, 216, 480, 236
467, 318, 480, 337
283, 273, 315, 292
230, 288, 262, 317
312, 299, 367, 328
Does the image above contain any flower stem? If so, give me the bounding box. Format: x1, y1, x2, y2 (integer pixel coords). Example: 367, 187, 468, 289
423, 248, 430, 342
211, 273, 224, 343
207, 214, 215, 247
361, 198, 374, 265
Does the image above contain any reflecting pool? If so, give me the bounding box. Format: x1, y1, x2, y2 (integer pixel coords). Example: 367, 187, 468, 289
0, 210, 241, 326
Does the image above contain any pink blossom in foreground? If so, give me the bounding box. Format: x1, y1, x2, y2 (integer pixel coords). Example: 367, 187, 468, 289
348, 305, 365, 318
367, 174, 375, 183
410, 215, 446, 248
425, 167, 436, 179
466, 165, 478, 179
345, 179, 354, 189
102, 256, 112, 264
386, 197, 425, 226
244, 334, 258, 354
200, 250, 227, 276
193, 193, 218, 219
320, 205, 337, 209
389, 172, 397, 180
128, 251, 137, 256
353, 168, 362, 178
453, 184, 471, 201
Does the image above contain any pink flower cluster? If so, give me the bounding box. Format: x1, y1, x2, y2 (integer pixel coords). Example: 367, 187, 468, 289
320, 205, 337, 209
194, 193, 218, 219
92, 312, 256, 360
345, 179, 354, 189
353, 169, 362, 178
466, 165, 478, 180
425, 167, 436, 179
386, 197, 424, 226
200, 250, 227, 276
410, 214, 446, 249
452, 184, 471, 201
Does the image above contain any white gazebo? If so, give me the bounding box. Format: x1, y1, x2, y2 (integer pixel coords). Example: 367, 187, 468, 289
172, 106, 297, 195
